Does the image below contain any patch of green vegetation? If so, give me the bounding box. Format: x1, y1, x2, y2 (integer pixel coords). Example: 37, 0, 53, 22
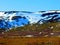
8, 22, 60, 32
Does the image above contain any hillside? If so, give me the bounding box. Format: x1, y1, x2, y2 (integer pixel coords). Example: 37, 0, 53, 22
5, 22, 60, 37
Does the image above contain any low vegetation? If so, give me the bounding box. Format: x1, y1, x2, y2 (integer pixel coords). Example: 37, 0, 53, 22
8, 22, 60, 32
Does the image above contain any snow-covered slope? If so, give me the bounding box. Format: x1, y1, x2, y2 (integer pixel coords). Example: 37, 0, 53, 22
0, 10, 60, 30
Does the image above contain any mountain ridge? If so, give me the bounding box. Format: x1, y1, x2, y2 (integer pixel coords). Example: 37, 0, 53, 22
0, 10, 60, 31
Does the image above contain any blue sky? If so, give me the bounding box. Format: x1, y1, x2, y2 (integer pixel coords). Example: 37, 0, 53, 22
0, 0, 60, 11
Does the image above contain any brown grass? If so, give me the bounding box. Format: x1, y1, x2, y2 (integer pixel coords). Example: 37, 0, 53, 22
0, 36, 60, 45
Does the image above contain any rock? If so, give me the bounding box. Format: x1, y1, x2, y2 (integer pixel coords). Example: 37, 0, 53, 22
25, 35, 33, 37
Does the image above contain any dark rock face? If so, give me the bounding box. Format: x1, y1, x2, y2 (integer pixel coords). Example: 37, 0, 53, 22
41, 13, 60, 22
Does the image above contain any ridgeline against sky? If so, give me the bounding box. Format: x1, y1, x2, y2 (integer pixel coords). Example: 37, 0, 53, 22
0, 10, 60, 30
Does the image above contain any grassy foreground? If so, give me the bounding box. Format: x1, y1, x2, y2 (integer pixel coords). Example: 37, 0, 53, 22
0, 22, 60, 45
0, 37, 60, 45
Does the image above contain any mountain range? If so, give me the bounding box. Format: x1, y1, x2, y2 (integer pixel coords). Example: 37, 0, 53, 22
0, 10, 60, 30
